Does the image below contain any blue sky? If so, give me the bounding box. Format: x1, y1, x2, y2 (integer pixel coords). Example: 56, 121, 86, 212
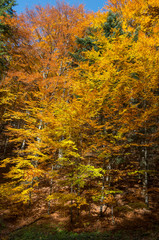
14, 0, 108, 14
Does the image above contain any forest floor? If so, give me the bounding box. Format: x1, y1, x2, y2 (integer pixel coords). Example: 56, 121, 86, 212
0, 186, 159, 239
1, 206, 159, 239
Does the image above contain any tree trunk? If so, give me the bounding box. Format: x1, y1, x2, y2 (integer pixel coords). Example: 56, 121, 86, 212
100, 174, 105, 217
48, 164, 54, 215
111, 205, 115, 225
70, 183, 73, 224
142, 144, 149, 207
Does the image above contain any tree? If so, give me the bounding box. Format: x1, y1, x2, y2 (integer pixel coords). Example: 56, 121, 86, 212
0, 2, 96, 220
0, 0, 16, 75
70, 2, 159, 214
108, 0, 159, 207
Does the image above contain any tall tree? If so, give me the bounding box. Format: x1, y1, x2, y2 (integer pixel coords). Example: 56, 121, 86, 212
0, 2, 95, 218
0, 0, 16, 75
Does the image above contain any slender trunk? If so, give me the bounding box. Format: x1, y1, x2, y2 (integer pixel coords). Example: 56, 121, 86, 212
21, 139, 25, 150
100, 173, 105, 217
111, 205, 115, 225
142, 144, 149, 207
48, 165, 54, 215
3, 136, 8, 156
70, 183, 73, 224
29, 120, 42, 205
142, 95, 149, 207
106, 162, 111, 186
58, 148, 63, 159
28, 178, 33, 206
100, 183, 104, 217
100, 151, 106, 217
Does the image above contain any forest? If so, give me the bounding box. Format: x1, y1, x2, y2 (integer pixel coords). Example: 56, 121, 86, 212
0, 0, 159, 239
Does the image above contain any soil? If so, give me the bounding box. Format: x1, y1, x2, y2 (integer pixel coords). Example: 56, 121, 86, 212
0, 186, 159, 239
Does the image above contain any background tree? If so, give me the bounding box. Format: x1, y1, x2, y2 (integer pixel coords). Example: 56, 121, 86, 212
0, 0, 16, 164
0, 0, 16, 75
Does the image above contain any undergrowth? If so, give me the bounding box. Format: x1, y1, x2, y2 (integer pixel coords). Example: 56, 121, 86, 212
7, 223, 159, 240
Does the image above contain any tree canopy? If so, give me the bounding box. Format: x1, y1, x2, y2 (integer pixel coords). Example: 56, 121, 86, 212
0, 0, 159, 227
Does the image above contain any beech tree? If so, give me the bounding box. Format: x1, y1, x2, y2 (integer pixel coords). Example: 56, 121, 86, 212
0, 0, 16, 74
0, 2, 96, 220
108, 0, 159, 207
70, 0, 159, 213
